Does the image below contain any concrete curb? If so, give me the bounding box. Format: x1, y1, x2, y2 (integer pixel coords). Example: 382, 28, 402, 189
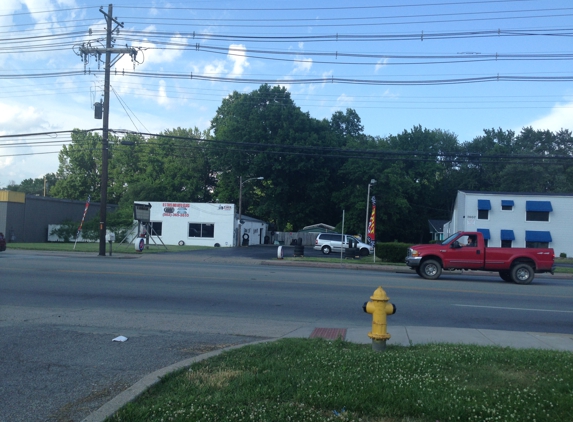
263, 259, 573, 279
81, 338, 275, 422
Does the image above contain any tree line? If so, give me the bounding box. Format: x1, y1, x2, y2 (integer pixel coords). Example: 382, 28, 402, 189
5, 84, 573, 243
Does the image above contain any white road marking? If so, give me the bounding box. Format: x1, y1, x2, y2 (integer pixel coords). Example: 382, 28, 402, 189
454, 304, 573, 313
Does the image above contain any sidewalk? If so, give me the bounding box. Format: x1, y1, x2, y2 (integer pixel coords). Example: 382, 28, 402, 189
286, 325, 573, 351
82, 324, 573, 422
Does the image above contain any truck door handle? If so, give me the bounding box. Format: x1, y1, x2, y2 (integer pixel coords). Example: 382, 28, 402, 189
476, 250, 480, 255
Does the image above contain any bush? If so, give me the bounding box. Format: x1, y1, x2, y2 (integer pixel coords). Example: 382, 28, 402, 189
81, 208, 135, 242
49, 219, 79, 242
376, 242, 415, 263
560, 252, 567, 258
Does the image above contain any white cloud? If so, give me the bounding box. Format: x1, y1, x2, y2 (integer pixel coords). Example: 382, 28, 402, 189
0, 102, 52, 184
335, 94, 354, 109
293, 57, 312, 74
227, 44, 249, 77
157, 80, 168, 106
525, 102, 573, 133
204, 61, 226, 78
0, 102, 47, 134
375, 58, 389, 73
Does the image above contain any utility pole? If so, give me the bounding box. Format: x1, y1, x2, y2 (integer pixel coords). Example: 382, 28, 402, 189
77, 4, 139, 256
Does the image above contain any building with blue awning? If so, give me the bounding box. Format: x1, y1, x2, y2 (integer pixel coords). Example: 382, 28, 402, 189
443, 191, 573, 256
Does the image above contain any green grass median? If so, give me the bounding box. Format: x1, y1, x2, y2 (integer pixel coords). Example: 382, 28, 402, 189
106, 338, 573, 422
5, 242, 209, 254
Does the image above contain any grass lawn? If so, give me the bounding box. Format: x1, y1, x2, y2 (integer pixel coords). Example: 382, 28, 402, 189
107, 338, 573, 422
5, 242, 210, 254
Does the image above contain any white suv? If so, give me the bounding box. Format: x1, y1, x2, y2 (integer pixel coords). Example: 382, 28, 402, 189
314, 233, 373, 256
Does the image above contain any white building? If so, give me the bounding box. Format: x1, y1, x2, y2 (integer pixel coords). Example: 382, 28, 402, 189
134, 201, 268, 247
443, 191, 573, 257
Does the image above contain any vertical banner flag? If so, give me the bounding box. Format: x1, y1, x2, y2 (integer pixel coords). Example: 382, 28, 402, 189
367, 196, 376, 246
73, 195, 91, 249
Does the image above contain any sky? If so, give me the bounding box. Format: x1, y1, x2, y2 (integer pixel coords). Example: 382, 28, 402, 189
1, 0, 572, 186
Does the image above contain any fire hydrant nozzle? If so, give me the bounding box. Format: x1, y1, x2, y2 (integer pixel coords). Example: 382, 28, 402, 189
363, 286, 396, 351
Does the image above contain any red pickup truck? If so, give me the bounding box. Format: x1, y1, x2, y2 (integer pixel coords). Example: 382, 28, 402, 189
405, 231, 554, 284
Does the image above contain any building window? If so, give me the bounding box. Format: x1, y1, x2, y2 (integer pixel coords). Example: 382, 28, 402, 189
149, 222, 162, 236
526, 241, 549, 248
525, 201, 552, 222
526, 211, 549, 222
477, 228, 490, 247
500, 230, 515, 248
501, 200, 514, 211
477, 199, 491, 220
189, 223, 215, 238
525, 230, 551, 249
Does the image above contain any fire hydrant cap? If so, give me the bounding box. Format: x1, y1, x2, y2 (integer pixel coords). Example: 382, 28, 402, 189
370, 286, 389, 301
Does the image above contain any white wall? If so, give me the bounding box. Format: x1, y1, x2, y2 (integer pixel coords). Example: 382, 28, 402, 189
448, 191, 573, 256
136, 201, 236, 247
239, 219, 268, 246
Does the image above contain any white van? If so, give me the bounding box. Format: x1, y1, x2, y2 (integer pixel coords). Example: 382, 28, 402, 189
313, 233, 373, 256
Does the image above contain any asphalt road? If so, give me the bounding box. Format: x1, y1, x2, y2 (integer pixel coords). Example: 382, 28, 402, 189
1, 246, 572, 421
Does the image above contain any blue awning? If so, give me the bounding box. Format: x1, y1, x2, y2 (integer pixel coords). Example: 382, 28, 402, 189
526, 201, 553, 212
477, 199, 491, 210
501, 200, 514, 207
525, 231, 552, 242
500, 230, 515, 241
477, 228, 490, 239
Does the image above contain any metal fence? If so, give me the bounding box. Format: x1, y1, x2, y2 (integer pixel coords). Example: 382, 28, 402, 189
272, 232, 319, 246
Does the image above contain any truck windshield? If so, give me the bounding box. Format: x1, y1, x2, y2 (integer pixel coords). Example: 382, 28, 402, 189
441, 233, 460, 245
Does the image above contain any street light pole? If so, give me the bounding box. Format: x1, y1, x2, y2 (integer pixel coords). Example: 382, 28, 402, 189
238, 176, 264, 247
365, 178, 377, 243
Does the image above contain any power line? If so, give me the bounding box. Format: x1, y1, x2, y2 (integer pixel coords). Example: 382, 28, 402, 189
2, 68, 572, 85
113, 0, 540, 13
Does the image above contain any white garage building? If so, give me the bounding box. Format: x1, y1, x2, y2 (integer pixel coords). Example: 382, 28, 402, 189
443, 191, 573, 257
134, 201, 268, 247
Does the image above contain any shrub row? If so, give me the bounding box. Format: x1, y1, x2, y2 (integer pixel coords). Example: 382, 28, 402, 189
375, 242, 416, 263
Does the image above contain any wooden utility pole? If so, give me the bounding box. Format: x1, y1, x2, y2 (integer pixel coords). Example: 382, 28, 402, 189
78, 4, 137, 256
99, 4, 113, 256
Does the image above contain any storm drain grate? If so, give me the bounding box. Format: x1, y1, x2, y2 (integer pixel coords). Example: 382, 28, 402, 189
309, 328, 347, 340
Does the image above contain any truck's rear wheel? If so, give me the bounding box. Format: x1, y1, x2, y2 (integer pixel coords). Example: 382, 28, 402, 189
499, 271, 512, 282
420, 259, 442, 280
511, 263, 534, 285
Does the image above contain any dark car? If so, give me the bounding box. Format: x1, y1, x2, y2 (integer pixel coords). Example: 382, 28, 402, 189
0, 232, 6, 252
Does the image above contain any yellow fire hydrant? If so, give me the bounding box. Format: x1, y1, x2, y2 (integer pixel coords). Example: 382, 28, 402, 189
362, 286, 396, 351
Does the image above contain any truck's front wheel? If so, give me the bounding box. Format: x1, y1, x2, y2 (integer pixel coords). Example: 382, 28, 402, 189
420, 259, 442, 280
511, 263, 534, 285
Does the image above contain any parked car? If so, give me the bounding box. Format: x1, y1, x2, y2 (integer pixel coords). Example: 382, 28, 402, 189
314, 233, 373, 256
0, 232, 6, 252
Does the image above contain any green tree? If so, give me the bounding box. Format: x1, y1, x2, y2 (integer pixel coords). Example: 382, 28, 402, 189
379, 126, 460, 242
209, 84, 344, 230
51, 130, 104, 201
5, 173, 57, 196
